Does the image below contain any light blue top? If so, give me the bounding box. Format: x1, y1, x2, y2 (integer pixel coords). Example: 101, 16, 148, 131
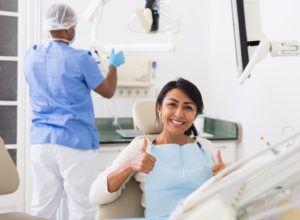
144, 141, 214, 219
104, 219, 145, 220
24, 41, 104, 150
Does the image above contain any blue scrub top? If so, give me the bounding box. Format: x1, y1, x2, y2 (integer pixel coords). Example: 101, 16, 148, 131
24, 41, 104, 150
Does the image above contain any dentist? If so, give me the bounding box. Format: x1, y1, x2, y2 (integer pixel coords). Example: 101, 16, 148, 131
24, 3, 125, 220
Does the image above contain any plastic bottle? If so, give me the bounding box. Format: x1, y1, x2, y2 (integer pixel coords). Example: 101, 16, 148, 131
151, 61, 157, 85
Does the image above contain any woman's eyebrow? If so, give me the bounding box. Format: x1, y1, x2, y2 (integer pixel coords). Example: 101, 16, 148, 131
183, 102, 195, 105
166, 98, 179, 103
166, 98, 195, 105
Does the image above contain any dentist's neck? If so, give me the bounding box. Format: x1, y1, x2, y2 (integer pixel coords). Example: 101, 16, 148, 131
49, 30, 69, 43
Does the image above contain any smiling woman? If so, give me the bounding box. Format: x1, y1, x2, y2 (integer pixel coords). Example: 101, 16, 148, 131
89, 78, 225, 220
157, 90, 197, 140
155, 78, 204, 142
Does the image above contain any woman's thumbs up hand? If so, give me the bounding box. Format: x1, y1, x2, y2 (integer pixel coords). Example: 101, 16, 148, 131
130, 138, 156, 174
211, 149, 225, 176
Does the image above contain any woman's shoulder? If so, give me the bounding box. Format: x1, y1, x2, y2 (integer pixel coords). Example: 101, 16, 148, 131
196, 136, 213, 145
124, 136, 151, 154
128, 136, 145, 147
195, 137, 216, 158
129, 135, 155, 148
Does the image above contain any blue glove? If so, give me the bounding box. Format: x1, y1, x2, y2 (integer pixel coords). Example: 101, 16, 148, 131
109, 48, 125, 68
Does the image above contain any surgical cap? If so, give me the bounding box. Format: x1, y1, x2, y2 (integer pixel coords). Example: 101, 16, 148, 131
44, 4, 77, 31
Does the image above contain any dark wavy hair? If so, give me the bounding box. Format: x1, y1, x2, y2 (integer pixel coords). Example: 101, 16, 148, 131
156, 78, 204, 136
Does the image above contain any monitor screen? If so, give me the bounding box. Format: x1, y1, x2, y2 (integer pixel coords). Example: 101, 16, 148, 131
231, 0, 263, 76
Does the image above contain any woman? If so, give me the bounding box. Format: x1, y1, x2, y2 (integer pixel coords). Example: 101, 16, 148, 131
89, 78, 224, 219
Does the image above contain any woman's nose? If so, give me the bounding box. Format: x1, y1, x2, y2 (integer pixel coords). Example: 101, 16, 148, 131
174, 107, 184, 116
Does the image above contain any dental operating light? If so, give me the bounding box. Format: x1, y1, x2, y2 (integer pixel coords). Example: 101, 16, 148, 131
84, 0, 180, 52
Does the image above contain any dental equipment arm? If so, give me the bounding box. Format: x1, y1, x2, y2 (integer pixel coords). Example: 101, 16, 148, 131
84, 0, 108, 22
239, 37, 300, 85
238, 35, 270, 84
242, 199, 300, 220
84, 0, 107, 46
170, 131, 300, 220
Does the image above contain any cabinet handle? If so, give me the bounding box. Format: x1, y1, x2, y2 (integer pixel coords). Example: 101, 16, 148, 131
216, 145, 227, 149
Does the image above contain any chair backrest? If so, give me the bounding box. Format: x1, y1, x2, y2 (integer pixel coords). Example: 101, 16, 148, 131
97, 100, 163, 220
97, 178, 144, 220
132, 99, 162, 134
0, 137, 19, 195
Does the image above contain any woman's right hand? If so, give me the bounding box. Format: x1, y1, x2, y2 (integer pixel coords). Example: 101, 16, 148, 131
130, 138, 156, 174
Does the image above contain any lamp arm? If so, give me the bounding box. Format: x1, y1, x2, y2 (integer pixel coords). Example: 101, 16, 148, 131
84, 0, 109, 21
239, 35, 270, 85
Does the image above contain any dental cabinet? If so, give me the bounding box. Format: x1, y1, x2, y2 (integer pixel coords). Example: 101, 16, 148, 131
95, 117, 241, 172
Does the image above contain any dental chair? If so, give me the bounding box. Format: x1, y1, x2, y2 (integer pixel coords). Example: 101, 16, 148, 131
96, 100, 162, 220
132, 99, 162, 135
96, 178, 144, 220
0, 137, 47, 220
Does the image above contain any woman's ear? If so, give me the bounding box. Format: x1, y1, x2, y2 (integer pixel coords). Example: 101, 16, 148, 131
194, 112, 198, 119
156, 104, 161, 115
66, 28, 72, 34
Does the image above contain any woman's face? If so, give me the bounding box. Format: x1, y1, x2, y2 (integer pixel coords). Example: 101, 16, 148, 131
157, 88, 198, 136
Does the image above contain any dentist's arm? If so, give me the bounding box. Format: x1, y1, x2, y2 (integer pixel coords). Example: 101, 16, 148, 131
93, 49, 125, 98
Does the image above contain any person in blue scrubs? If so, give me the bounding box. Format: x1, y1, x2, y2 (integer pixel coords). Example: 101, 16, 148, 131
24, 3, 125, 220
90, 78, 225, 219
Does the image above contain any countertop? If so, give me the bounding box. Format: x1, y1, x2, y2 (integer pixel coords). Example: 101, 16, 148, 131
95, 117, 240, 144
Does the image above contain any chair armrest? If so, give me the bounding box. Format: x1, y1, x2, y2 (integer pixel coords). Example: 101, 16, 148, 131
96, 178, 144, 220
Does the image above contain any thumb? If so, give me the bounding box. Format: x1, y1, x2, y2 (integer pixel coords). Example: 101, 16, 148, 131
216, 149, 223, 163
140, 138, 148, 152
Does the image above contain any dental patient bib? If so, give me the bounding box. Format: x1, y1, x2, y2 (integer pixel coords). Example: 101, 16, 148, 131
145, 141, 214, 219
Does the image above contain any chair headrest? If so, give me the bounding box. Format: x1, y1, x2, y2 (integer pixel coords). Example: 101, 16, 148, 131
132, 100, 162, 134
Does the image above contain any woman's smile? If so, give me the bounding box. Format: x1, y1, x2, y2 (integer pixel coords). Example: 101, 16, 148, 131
169, 118, 186, 127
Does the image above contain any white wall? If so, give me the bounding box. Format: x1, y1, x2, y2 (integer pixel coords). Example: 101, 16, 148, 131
39, 0, 211, 117
207, 0, 300, 158
37, 0, 300, 158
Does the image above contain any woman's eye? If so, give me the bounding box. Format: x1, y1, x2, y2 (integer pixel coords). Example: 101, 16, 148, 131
167, 103, 177, 107
184, 106, 193, 110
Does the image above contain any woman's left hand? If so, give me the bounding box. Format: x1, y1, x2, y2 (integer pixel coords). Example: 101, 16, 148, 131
211, 150, 225, 176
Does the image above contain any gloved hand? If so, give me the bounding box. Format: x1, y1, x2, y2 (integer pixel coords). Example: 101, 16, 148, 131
109, 48, 125, 68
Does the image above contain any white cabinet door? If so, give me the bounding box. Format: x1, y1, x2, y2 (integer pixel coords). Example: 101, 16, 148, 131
98, 145, 126, 170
